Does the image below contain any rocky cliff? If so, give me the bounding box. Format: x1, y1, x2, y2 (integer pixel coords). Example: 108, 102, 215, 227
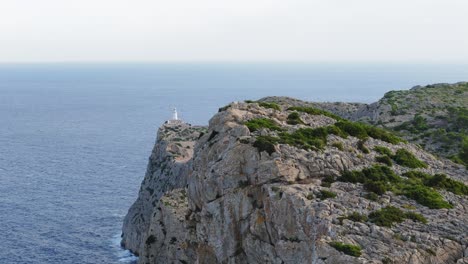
122, 99, 467, 264
266, 82, 467, 166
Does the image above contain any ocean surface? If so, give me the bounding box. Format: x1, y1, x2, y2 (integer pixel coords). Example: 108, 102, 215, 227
0, 63, 467, 264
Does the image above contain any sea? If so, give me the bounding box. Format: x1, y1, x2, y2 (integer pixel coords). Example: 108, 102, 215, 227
0, 63, 467, 264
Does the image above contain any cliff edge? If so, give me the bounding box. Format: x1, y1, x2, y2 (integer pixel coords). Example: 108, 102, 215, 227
122, 98, 467, 264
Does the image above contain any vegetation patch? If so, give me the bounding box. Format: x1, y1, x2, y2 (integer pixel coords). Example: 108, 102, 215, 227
403, 171, 468, 195
218, 104, 230, 112
286, 112, 304, 125
318, 189, 337, 200
253, 135, 279, 155
329, 242, 362, 257
339, 165, 400, 196
368, 206, 427, 227
331, 142, 344, 151
374, 146, 393, 156
245, 118, 282, 132
339, 212, 368, 223
287, 106, 343, 120
338, 165, 454, 208
400, 184, 452, 209
321, 175, 336, 187
335, 121, 403, 144
258, 102, 281, 111
357, 139, 370, 153
392, 149, 427, 168
375, 155, 393, 166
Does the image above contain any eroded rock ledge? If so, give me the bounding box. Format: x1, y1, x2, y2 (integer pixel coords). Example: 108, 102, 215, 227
122, 99, 467, 264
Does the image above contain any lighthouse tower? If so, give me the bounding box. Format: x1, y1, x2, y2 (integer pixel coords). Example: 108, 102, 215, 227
168, 107, 182, 124
172, 107, 178, 121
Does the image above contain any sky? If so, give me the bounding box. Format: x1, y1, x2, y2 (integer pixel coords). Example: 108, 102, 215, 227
1, 0, 468, 63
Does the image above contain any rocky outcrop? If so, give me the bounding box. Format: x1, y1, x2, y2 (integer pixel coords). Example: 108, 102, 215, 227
262, 83, 468, 163
121, 121, 206, 254
122, 100, 467, 264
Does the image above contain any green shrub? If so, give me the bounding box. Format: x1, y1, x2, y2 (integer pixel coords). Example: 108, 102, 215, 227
331, 142, 344, 151
335, 121, 368, 140
253, 135, 279, 155
258, 102, 281, 111
339, 165, 400, 185
329, 242, 362, 257
424, 173, 468, 195
287, 112, 304, 125
404, 211, 428, 224
335, 121, 403, 144
368, 206, 407, 227
401, 185, 452, 209
392, 149, 427, 168
375, 155, 393, 166
319, 190, 337, 200
345, 212, 368, 223
357, 139, 370, 153
278, 127, 332, 150
218, 104, 230, 112
365, 192, 379, 201
287, 106, 343, 120
245, 118, 282, 132
364, 181, 388, 195
374, 146, 393, 156
321, 175, 336, 187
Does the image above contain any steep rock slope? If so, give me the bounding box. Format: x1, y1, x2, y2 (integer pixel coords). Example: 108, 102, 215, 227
122, 100, 467, 264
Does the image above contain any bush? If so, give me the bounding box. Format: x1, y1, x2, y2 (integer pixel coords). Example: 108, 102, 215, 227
424, 173, 468, 195
401, 185, 452, 209
331, 142, 344, 151
319, 190, 337, 200
335, 121, 368, 140
329, 242, 362, 257
287, 112, 304, 125
339, 165, 399, 186
364, 181, 388, 195
404, 211, 428, 224
287, 106, 343, 120
335, 121, 403, 144
245, 118, 282, 132
321, 175, 336, 187
357, 139, 370, 153
374, 146, 393, 156
253, 135, 279, 155
392, 149, 427, 168
218, 104, 230, 112
368, 206, 407, 227
369, 206, 427, 226
346, 212, 368, 223
375, 155, 393, 166
365, 192, 379, 201
258, 102, 281, 111
278, 127, 331, 150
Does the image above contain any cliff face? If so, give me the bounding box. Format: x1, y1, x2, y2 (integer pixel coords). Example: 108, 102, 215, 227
122, 100, 467, 264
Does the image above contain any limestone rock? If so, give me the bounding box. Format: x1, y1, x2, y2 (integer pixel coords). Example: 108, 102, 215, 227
122, 99, 467, 264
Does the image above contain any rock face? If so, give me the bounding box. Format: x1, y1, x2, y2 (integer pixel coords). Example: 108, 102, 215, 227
122, 100, 467, 264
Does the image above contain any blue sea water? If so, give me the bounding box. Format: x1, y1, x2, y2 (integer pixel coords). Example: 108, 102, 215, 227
0, 63, 467, 264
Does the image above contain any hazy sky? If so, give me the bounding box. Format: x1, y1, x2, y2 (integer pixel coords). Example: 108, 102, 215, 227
1, 0, 467, 63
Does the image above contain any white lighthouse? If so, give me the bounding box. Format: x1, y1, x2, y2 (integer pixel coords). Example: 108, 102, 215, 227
172, 107, 178, 121
168, 107, 182, 124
